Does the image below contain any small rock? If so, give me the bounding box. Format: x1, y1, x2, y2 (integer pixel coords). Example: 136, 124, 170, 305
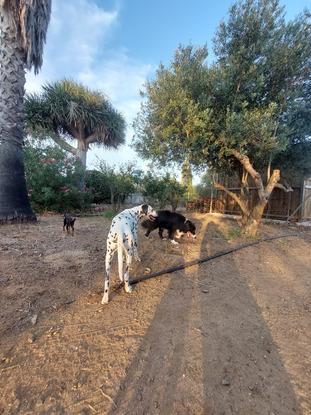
30, 314, 38, 325
27, 334, 37, 344
222, 378, 231, 386
144, 268, 151, 274
201, 289, 209, 293
0, 277, 9, 284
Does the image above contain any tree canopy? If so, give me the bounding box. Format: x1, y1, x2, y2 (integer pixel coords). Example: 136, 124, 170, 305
25, 79, 126, 175
134, 1, 311, 178
134, 0, 311, 235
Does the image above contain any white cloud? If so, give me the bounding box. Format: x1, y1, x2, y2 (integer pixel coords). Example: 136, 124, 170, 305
25, 0, 153, 170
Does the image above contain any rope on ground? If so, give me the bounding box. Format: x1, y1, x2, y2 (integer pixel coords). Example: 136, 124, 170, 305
131, 233, 299, 285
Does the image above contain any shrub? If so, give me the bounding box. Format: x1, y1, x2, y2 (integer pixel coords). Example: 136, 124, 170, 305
25, 140, 92, 212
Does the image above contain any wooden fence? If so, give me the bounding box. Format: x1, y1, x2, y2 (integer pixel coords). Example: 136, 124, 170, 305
186, 186, 303, 221
302, 179, 311, 221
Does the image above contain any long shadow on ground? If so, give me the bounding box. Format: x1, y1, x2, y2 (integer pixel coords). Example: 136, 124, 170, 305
109, 220, 300, 415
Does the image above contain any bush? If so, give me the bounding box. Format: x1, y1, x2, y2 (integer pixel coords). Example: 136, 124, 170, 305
96, 161, 137, 211
86, 170, 111, 204
142, 172, 186, 211
25, 141, 92, 212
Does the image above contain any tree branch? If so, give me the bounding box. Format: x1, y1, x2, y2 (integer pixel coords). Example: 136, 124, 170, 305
275, 183, 293, 192
231, 149, 266, 200
86, 133, 100, 145
50, 133, 77, 156
214, 182, 249, 216
265, 169, 280, 197
267, 155, 272, 181
86, 128, 111, 145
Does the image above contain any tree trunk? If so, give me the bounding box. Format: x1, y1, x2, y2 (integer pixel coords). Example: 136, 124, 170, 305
76, 140, 87, 191
0, 10, 36, 223
117, 194, 121, 211
241, 201, 266, 238
110, 189, 114, 206
241, 169, 281, 237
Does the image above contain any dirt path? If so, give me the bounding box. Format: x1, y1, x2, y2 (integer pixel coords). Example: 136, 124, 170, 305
0, 214, 310, 414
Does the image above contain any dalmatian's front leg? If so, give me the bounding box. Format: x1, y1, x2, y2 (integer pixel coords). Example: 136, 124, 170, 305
102, 244, 116, 304
133, 240, 141, 262
132, 225, 141, 262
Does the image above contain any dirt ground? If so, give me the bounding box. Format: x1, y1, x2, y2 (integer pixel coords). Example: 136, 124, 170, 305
0, 213, 310, 415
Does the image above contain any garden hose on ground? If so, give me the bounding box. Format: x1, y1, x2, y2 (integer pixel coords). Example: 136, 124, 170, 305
131, 233, 300, 285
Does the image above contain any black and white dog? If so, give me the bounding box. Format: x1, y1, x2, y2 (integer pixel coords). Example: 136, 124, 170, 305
63, 213, 76, 233
102, 204, 157, 304
142, 210, 196, 245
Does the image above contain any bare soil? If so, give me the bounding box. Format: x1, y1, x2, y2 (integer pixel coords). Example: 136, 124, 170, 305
0, 213, 310, 415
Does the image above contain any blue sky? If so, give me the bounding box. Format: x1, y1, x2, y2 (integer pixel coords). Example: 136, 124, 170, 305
25, 0, 309, 178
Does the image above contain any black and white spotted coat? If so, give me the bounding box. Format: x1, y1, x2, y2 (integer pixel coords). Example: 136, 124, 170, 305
101, 204, 157, 304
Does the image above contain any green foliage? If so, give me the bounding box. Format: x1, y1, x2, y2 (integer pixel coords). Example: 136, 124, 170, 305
134, 1, 311, 180
102, 210, 116, 219
134, 45, 211, 166
222, 226, 242, 241
96, 161, 136, 210
196, 170, 214, 198
24, 141, 92, 212
181, 158, 195, 200
85, 170, 111, 204
142, 172, 186, 211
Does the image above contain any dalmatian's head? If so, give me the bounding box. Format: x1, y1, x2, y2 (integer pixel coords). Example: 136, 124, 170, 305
140, 204, 157, 221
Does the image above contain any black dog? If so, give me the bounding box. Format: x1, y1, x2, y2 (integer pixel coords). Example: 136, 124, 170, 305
141, 210, 196, 245
63, 213, 76, 233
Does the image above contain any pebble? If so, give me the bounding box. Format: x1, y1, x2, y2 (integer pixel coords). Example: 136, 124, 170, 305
30, 314, 38, 325
222, 378, 231, 386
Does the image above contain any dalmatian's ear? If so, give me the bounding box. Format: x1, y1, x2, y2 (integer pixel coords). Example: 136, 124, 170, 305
141, 204, 148, 215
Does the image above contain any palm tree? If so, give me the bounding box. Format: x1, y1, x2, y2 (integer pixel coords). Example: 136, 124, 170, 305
25, 79, 126, 189
0, 0, 51, 222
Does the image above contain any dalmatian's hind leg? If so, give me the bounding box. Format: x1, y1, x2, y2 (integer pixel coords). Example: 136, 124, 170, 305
117, 243, 124, 282
101, 243, 116, 304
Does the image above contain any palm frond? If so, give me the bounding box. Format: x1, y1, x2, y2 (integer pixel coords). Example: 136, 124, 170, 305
1, 0, 51, 73
25, 79, 126, 149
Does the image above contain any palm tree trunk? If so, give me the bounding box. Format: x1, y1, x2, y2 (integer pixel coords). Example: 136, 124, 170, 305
0, 9, 36, 223
76, 140, 87, 169
76, 140, 87, 191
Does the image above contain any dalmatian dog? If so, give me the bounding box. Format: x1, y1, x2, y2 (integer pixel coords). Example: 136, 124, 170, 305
101, 204, 157, 304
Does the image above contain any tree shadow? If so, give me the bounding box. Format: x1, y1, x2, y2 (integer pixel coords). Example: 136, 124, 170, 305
108, 252, 196, 414
198, 220, 300, 414
109, 219, 301, 415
